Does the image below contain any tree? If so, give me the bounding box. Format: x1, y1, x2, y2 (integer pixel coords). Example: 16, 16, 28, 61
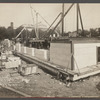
0, 27, 8, 40
81, 30, 90, 37
90, 28, 99, 37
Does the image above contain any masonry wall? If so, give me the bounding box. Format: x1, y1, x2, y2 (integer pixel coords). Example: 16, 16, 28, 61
25, 47, 49, 61
21, 46, 26, 54
26, 47, 35, 56
34, 49, 50, 61
15, 43, 21, 52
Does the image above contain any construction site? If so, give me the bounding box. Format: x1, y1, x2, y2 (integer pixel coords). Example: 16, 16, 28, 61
1, 3, 100, 98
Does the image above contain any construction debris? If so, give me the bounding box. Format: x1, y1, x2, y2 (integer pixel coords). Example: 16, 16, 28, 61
19, 64, 38, 76
22, 78, 30, 83
4, 57, 21, 69
0, 53, 7, 60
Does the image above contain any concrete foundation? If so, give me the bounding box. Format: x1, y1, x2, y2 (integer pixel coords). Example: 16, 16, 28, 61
26, 47, 35, 56
15, 43, 21, 52
34, 49, 50, 61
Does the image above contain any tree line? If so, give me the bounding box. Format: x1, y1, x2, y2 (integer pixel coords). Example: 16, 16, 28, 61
63, 28, 100, 37
0, 26, 14, 40
0, 25, 100, 41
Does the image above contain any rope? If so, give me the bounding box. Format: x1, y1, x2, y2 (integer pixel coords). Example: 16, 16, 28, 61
72, 54, 80, 75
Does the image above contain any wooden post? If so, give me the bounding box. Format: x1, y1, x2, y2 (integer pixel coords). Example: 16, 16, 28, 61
36, 13, 39, 39
77, 3, 79, 34
62, 3, 64, 36
51, 3, 74, 35
78, 4, 84, 35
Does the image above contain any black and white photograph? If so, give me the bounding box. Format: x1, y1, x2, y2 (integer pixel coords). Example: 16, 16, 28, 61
0, 2, 100, 98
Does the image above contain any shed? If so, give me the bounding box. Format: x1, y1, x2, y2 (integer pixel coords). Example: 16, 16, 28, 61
50, 37, 100, 74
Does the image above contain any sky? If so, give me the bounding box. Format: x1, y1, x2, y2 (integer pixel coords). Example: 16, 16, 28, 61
0, 3, 100, 32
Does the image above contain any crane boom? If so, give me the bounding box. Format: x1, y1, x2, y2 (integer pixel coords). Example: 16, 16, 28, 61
51, 3, 74, 35
15, 27, 26, 39
30, 5, 60, 38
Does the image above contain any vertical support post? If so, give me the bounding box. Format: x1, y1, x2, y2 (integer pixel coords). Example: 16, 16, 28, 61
21, 30, 23, 43
30, 4, 34, 26
51, 3, 74, 35
78, 4, 84, 33
77, 3, 79, 34
26, 28, 28, 46
62, 3, 64, 36
36, 13, 39, 39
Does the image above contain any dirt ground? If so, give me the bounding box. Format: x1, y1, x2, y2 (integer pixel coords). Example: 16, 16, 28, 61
0, 59, 100, 98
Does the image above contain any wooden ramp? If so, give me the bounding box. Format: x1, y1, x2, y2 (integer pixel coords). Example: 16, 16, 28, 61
73, 64, 100, 81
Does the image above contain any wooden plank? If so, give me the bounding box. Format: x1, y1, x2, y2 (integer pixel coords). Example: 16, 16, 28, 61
24, 53, 76, 75
1, 85, 32, 97
74, 64, 100, 74
14, 51, 76, 76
